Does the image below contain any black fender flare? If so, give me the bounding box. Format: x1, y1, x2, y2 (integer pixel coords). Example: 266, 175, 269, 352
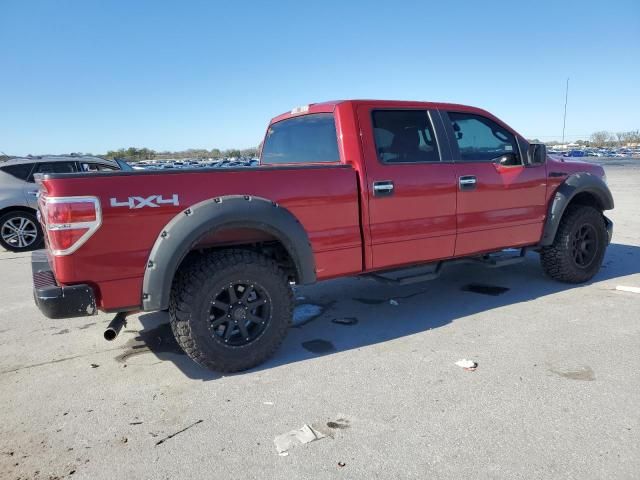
539, 172, 614, 246
141, 195, 315, 311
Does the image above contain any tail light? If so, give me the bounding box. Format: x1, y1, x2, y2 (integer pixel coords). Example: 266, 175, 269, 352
41, 196, 102, 255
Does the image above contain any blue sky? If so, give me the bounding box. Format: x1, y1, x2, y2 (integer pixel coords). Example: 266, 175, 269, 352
1, 0, 638, 155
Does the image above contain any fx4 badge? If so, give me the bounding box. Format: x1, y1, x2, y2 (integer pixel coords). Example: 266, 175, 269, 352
110, 194, 179, 209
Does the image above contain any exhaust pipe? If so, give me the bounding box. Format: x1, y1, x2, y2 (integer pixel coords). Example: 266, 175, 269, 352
104, 312, 128, 341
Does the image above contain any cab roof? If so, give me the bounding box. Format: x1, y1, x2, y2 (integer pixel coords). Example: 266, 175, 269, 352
269, 99, 520, 138
270, 99, 494, 124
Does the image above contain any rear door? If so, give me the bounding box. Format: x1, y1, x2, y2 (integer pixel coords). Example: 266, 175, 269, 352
357, 105, 458, 270
0, 162, 34, 207
442, 110, 547, 256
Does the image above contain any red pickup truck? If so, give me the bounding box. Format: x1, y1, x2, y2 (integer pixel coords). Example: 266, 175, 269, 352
32, 100, 613, 372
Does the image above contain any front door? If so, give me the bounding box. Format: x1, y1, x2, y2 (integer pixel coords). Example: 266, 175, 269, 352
442, 110, 547, 256
357, 105, 458, 270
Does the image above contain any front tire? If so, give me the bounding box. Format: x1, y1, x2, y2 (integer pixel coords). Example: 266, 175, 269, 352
169, 250, 293, 372
0, 210, 43, 252
540, 205, 607, 283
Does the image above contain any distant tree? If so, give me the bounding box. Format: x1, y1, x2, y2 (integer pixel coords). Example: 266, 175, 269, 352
590, 131, 610, 147
616, 130, 640, 146
102, 144, 264, 160
104, 147, 155, 161
104, 148, 126, 159
224, 149, 242, 158
240, 147, 259, 158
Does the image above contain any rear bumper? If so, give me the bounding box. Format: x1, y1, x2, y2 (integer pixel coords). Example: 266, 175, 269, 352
604, 215, 613, 244
32, 250, 97, 319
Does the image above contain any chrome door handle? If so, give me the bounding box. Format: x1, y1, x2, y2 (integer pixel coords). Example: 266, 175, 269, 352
27, 190, 39, 197
458, 176, 477, 191
373, 180, 394, 196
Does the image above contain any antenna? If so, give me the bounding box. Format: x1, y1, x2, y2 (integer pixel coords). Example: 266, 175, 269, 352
561, 77, 569, 145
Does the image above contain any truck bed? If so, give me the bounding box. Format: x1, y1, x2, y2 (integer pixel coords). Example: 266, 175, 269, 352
38, 165, 362, 310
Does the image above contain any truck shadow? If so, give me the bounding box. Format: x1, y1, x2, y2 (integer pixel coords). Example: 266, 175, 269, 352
133, 242, 640, 380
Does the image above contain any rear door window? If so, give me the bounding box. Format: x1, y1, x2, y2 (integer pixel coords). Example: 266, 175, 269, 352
371, 110, 440, 163
0, 163, 34, 181
28, 161, 77, 182
447, 112, 520, 163
261, 113, 340, 164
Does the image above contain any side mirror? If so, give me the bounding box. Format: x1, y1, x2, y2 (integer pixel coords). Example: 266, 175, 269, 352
492, 152, 519, 167
528, 143, 547, 165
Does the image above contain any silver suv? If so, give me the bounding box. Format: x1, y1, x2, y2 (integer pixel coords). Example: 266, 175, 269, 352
0, 155, 130, 252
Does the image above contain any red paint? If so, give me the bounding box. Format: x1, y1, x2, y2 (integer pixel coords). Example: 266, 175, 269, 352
42, 167, 361, 309
452, 162, 547, 256
38, 100, 606, 312
355, 103, 457, 269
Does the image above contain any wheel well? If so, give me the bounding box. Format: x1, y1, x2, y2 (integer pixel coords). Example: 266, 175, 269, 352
0, 206, 37, 218
567, 191, 604, 212
176, 226, 299, 283
142, 195, 316, 312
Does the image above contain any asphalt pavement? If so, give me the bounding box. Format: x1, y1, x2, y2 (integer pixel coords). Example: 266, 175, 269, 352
1, 164, 639, 480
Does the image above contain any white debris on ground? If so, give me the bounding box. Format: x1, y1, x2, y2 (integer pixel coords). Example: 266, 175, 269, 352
616, 285, 640, 294
292, 304, 323, 326
455, 359, 478, 371
273, 424, 326, 456
389, 299, 399, 306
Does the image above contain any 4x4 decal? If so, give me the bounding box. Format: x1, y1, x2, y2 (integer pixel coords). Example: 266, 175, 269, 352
110, 194, 179, 209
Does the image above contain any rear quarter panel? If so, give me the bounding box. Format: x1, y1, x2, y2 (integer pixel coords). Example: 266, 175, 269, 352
40, 166, 361, 310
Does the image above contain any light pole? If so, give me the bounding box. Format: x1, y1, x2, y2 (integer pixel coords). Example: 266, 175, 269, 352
562, 77, 569, 145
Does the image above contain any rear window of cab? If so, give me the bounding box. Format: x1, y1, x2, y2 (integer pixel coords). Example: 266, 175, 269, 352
261, 113, 340, 164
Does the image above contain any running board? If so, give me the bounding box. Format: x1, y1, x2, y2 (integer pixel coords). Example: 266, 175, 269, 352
469, 248, 527, 268
364, 248, 527, 285
366, 262, 444, 285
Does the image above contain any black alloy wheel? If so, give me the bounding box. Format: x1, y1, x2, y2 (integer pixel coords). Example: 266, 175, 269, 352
209, 281, 272, 347
540, 205, 607, 283
571, 223, 598, 268
169, 250, 293, 372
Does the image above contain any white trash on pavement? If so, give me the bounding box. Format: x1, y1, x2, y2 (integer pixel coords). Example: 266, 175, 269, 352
455, 359, 478, 371
616, 285, 640, 294
274, 424, 326, 455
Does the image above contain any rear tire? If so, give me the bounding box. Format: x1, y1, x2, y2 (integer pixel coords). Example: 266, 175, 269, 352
169, 249, 293, 372
540, 205, 607, 283
0, 210, 43, 252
